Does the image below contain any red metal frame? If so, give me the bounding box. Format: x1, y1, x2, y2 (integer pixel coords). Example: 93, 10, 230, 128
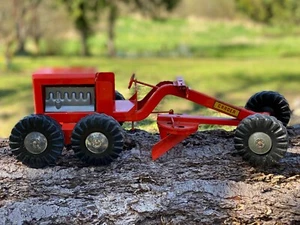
32, 69, 259, 158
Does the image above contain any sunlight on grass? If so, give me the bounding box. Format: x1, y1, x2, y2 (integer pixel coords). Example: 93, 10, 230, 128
1, 56, 299, 137
1, 17, 300, 137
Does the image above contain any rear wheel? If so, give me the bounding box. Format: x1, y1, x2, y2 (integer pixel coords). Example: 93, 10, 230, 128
9, 115, 64, 168
71, 113, 124, 166
234, 114, 288, 167
245, 91, 291, 126
115, 90, 125, 100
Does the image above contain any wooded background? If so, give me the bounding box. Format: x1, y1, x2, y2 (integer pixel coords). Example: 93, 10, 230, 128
2, 0, 300, 66
0, 0, 300, 137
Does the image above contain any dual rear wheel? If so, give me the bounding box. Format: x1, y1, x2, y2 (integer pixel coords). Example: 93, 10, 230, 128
9, 113, 124, 168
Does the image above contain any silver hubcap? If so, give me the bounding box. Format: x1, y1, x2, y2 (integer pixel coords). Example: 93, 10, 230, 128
248, 132, 272, 155
85, 132, 109, 154
24, 132, 48, 154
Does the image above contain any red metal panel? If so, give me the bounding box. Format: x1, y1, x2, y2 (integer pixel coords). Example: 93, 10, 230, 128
61, 123, 76, 145
152, 134, 190, 160
130, 80, 255, 122
152, 113, 241, 159
32, 69, 96, 114
95, 72, 115, 114
31, 70, 260, 152
44, 112, 91, 123
157, 114, 241, 127
35, 67, 96, 74
32, 77, 44, 114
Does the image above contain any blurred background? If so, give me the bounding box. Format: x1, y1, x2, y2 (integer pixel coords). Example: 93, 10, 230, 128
0, 0, 300, 137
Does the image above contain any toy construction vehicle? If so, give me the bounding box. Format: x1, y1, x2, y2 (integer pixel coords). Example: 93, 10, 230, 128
9, 68, 291, 168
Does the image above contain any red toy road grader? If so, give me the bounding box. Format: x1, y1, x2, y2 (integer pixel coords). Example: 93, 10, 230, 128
9, 68, 291, 168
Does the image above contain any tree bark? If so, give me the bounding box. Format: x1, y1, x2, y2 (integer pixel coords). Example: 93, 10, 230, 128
0, 128, 299, 224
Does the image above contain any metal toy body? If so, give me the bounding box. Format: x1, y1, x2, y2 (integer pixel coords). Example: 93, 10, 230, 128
9, 68, 291, 168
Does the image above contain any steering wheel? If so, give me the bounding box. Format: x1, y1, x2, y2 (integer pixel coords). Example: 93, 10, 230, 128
128, 73, 136, 89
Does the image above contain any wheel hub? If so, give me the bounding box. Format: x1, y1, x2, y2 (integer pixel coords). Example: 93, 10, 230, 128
85, 132, 109, 154
248, 132, 272, 155
24, 132, 48, 154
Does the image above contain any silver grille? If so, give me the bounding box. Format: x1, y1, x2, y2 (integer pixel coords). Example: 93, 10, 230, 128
45, 87, 95, 112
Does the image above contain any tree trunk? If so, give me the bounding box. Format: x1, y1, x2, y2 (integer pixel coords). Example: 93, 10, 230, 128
31, 0, 42, 55
79, 30, 90, 56
4, 52, 12, 71
107, 4, 118, 57
75, 2, 91, 56
4, 39, 15, 70
14, 0, 29, 56
15, 37, 27, 56
33, 35, 41, 55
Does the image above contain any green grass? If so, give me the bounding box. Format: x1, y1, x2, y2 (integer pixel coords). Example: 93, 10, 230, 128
1, 56, 300, 137
33, 17, 300, 58
111, 17, 300, 58
1, 17, 300, 137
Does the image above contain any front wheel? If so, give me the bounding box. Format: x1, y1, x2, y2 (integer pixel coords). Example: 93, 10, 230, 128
234, 114, 288, 167
9, 115, 64, 168
71, 113, 124, 166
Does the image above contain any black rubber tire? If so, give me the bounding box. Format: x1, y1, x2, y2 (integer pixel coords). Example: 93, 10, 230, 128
9, 115, 64, 168
71, 113, 124, 166
115, 90, 125, 100
245, 91, 291, 127
234, 114, 288, 167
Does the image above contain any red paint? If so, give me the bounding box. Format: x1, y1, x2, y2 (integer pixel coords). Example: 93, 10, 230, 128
32, 68, 258, 157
